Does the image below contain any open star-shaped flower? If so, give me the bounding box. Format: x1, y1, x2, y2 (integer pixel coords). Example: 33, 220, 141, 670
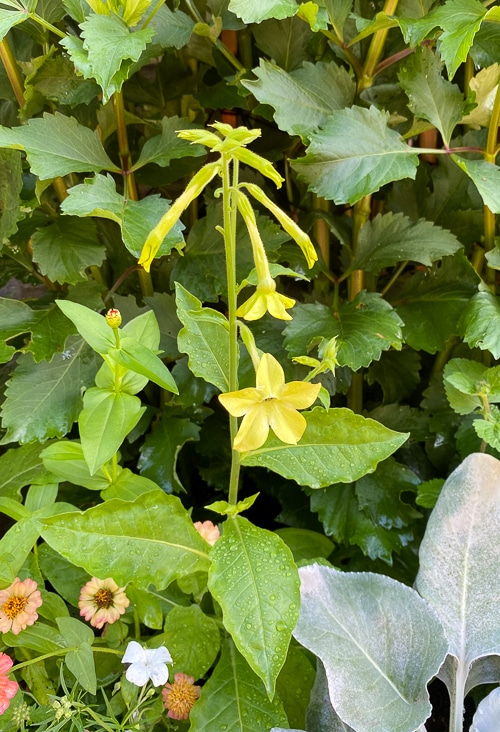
122, 641, 172, 687
219, 353, 320, 452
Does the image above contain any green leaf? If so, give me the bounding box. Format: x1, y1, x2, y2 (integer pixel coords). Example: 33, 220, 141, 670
416, 453, 500, 694
79, 388, 145, 474
460, 291, 500, 358
67, 13, 155, 103
61, 173, 124, 223
242, 407, 408, 489
133, 116, 205, 170
41, 490, 210, 590
432, 0, 486, 79
2, 622, 64, 654
0, 443, 52, 500
394, 253, 480, 353
0, 337, 99, 444
41, 441, 109, 491
159, 605, 220, 678
0, 517, 41, 584
138, 415, 199, 493
242, 59, 355, 139
0, 297, 37, 363
27, 304, 77, 363
444, 358, 500, 416
228, 0, 297, 24
303, 658, 353, 732
57, 617, 96, 695
209, 516, 300, 695
398, 46, 464, 145
0, 149, 23, 248
294, 564, 447, 732
175, 282, 230, 392
109, 336, 178, 393
275, 528, 333, 563
55, 300, 115, 354
291, 106, 418, 205
38, 543, 90, 606
452, 155, 500, 213
473, 412, 500, 452
276, 643, 315, 730
23, 53, 99, 107
355, 458, 422, 529
349, 212, 461, 274
126, 585, 163, 629
31, 218, 105, 285
252, 15, 314, 72
190, 640, 288, 730
0, 112, 119, 178
149, 4, 194, 49
0, 8, 26, 40
284, 293, 403, 371
367, 349, 421, 404
121, 195, 185, 259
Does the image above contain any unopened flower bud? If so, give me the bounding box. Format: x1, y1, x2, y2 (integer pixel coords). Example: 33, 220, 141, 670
106, 309, 122, 329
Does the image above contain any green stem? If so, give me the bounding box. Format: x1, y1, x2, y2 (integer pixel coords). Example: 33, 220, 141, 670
12, 646, 123, 673
483, 80, 500, 287
222, 153, 241, 506
320, 28, 364, 80
380, 260, 408, 297
0, 38, 24, 106
30, 13, 65, 38
141, 0, 165, 28
359, 0, 400, 91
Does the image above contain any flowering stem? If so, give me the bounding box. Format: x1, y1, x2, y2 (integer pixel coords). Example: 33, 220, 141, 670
11, 646, 123, 673
222, 153, 241, 506
359, 0, 400, 90
0, 38, 24, 107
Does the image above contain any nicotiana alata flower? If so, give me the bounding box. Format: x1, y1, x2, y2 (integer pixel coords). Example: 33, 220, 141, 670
162, 672, 201, 720
0, 653, 18, 715
122, 641, 173, 687
0, 578, 43, 635
78, 577, 130, 629
193, 520, 220, 546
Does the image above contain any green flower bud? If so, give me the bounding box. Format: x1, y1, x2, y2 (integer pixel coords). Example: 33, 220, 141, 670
105, 308, 122, 329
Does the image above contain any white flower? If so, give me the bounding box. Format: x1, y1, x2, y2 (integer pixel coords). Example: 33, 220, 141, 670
122, 641, 173, 687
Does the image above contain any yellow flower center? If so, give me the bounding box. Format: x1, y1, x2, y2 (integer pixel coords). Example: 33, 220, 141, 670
3, 595, 28, 619
93, 588, 114, 609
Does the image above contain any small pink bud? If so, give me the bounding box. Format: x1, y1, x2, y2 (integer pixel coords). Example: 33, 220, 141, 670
105, 308, 122, 329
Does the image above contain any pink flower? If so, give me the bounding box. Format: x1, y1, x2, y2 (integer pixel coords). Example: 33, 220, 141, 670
162, 672, 200, 720
0, 653, 18, 714
0, 578, 42, 635
78, 577, 129, 629
194, 520, 220, 546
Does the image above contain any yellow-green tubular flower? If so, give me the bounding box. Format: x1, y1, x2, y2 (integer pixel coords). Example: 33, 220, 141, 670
210, 122, 262, 146
232, 148, 284, 188
138, 162, 220, 272
177, 129, 222, 148
241, 183, 318, 268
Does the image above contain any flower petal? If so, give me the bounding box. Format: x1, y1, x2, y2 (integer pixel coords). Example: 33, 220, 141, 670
233, 407, 271, 452
126, 663, 150, 687
236, 291, 268, 321
281, 380, 321, 409
149, 663, 170, 687
269, 404, 307, 444
122, 640, 145, 665
219, 387, 262, 416
256, 353, 285, 396
265, 291, 294, 320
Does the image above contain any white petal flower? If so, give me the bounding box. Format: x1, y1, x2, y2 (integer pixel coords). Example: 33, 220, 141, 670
122, 640, 173, 687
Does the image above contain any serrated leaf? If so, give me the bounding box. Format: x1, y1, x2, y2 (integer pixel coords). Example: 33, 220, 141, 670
0, 337, 99, 444
452, 155, 500, 213
41, 490, 210, 590
149, 4, 194, 49
0, 112, 119, 178
0, 443, 53, 500
348, 212, 461, 274
443, 358, 500, 415
0, 8, 26, 40
208, 516, 300, 695
133, 116, 205, 170
294, 564, 447, 732
159, 605, 220, 678
122, 195, 185, 259
432, 0, 486, 79
175, 282, 230, 392
61, 173, 124, 223
284, 293, 403, 371
460, 291, 500, 358
241, 407, 408, 489
242, 59, 355, 138
138, 415, 199, 493
291, 106, 418, 205
31, 218, 105, 285
0, 149, 23, 248
24, 53, 99, 107
27, 305, 77, 363
398, 45, 464, 145
394, 253, 479, 353
0, 297, 37, 362
228, 0, 297, 24
473, 413, 500, 452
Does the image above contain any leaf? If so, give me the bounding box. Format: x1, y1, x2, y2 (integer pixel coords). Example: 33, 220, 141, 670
283, 293, 403, 371
57, 617, 96, 694
452, 156, 500, 213
367, 349, 421, 404
443, 358, 500, 415
0, 516, 42, 584
0, 297, 37, 363
0, 443, 53, 500
121, 195, 185, 259
70, 13, 155, 103
109, 336, 178, 393
0, 8, 26, 40
27, 304, 77, 363
228, 0, 297, 24
460, 291, 500, 358
2, 622, 64, 654
252, 15, 314, 72
432, 0, 486, 79
275, 527, 333, 563
304, 659, 355, 732
61, 173, 124, 223
138, 415, 200, 493
294, 564, 447, 732
416, 453, 500, 696
0, 337, 99, 444
291, 106, 419, 205
398, 46, 464, 145
470, 687, 500, 732
208, 516, 300, 695
348, 212, 461, 274
149, 4, 194, 50
276, 644, 315, 729
241, 407, 408, 489
55, 300, 115, 354
41, 490, 210, 590
188, 639, 288, 731
461, 63, 500, 129
242, 59, 355, 138
0, 149, 23, 248
79, 388, 145, 474
175, 282, 230, 392
31, 218, 105, 285
23, 53, 99, 108
38, 543, 90, 606
133, 116, 205, 170
393, 253, 480, 353
159, 605, 220, 679
0, 112, 119, 179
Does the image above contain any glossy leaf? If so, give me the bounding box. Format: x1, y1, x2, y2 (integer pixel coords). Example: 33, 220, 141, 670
291, 106, 418, 205
460, 291, 500, 358
160, 605, 220, 679
294, 564, 447, 732
242, 407, 408, 489
431, 0, 487, 79
109, 337, 178, 393
55, 300, 115, 354
0, 516, 41, 584
208, 516, 300, 695
41, 490, 210, 590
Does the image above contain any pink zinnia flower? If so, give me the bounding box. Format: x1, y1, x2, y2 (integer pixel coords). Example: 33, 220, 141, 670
0, 653, 18, 714
0, 578, 42, 635
162, 672, 200, 720
194, 520, 220, 546
78, 577, 129, 629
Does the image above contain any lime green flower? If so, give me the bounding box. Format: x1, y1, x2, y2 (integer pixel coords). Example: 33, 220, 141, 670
219, 353, 321, 452
236, 278, 295, 321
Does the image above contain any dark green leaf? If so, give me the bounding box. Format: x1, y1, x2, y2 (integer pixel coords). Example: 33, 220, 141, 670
149, 4, 195, 49
252, 15, 314, 71
133, 116, 205, 170
367, 349, 421, 403
275, 528, 333, 563
121, 195, 185, 259
160, 605, 220, 678
38, 543, 90, 606
0, 149, 23, 248
138, 415, 200, 493
452, 155, 500, 213
460, 291, 500, 358
27, 305, 77, 363
0, 443, 52, 500
432, 0, 486, 79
